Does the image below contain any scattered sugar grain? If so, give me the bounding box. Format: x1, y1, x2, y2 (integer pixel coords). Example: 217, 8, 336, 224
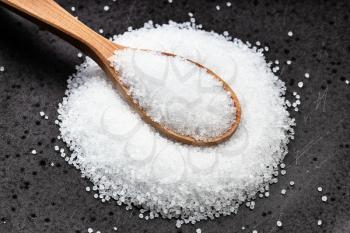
71, 6, 76, 12
226, 2, 232, 7
44, 115, 48, 120
317, 220, 322, 226
0, 66, 5, 72
289, 181, 295, 186
99, 28, 104, 34
304, 73, 310, 78
216, 5, 220, 10
277, 220, 282, 227
196, 228, 201, 233
317, 186, 323, 192
322, 195, 327, 202
345, 80, 349, 84
39, 111, 45, 117
298, 82, 304, 88
103, 5, 109, 11
31, 149, 37, 155
286, 60, 292, 65
287, 31, 293, 37
54, 145, 59, 151
86, 187, 91, 192
88, 228, 93, 233
281, 189, 286, 195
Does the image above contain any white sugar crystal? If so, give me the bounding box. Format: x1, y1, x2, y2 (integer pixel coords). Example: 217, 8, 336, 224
86, 187, 91, 192
113, 226, 118, 231
286, 60, 292, 65
298, 82, 303, 88
0, 66, 4, 72
103, 5, 109, 11
322, 195, 327, 202
317, 220, 322, 226
39, 111, 45, 117
99, 28, 104, 34
317, 186, 323, 192
78, 52, 83, 58
31, 149, 37, 155
57, 22, 295, 224
226, 2, 232, 7
196, 228, 201, 233
88, 228, 93, 233
345, 80, 349, 84
252, 230, 258, 233
112, 49, 236, 141
44, 115, 48, 120
304, 73, 310, 78
71, 6, 75, 12
216, 5, 220, 10
54, 145, 59, 151
289, 181, 295, 186
288, 31, 293, 37
277, 220, 282, 227
281, 189, 286, 195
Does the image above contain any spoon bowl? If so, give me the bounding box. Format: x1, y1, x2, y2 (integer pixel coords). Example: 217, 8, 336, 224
0, 0, 241, 146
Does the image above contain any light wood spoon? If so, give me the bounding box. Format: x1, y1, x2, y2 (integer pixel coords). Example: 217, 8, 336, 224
0, 0, 241, 146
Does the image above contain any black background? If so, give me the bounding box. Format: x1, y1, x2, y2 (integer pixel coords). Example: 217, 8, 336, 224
0, 0, 349, 233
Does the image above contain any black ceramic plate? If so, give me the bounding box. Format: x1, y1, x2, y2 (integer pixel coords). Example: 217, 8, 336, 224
0, 0, 349, 232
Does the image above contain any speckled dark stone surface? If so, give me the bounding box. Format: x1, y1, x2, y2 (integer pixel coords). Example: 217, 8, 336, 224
0, 0, 349, 233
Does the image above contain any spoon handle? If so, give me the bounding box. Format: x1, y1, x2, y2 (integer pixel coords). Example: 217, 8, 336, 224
0, 0, 117, 59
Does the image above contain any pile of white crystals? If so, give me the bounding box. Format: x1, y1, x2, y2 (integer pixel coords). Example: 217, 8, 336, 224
57, 21, 295, 225
112, 49, 236, 140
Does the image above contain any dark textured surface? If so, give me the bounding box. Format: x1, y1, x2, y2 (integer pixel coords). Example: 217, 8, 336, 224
0, 0, 349, 233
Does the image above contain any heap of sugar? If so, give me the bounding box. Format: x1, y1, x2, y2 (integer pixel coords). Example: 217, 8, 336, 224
112, 49, 236, 140
57, 21, 295, 225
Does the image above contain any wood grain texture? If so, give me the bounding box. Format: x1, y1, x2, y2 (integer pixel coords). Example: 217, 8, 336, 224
0, 0, 241, 146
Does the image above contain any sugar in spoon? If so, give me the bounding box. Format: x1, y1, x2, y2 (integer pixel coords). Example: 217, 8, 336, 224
0, 0, 241, 146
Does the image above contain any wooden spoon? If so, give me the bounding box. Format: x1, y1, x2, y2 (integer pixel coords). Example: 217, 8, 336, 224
0, 0, 241, 146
